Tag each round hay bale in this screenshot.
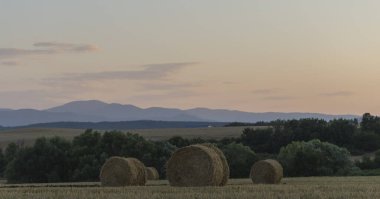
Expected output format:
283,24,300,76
250,159,283,184
100,156,147,186
166,144,226,187
146,167,159,180
200,143,229,186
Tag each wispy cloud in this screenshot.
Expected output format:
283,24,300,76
222,81,237,85
261,95,295,101
0,90,58,109
127,90,197,102
252,88,281,95
48,62,197,82
0,42,98,59
139,82,200,91
33,42,98,52
9,62,199,107
252,88,295,101
0,61,19,66
320,91,354,97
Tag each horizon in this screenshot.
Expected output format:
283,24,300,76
1,1,380,115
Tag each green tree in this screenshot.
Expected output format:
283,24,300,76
278,139,354,177
5,137,72,183
221,143,257,178
0,149,5,177
322,119,357,147
70,129,104,181
4,142,19,164
361,113,380,134
353,131,380,152
168,136,190,148
241,128,274,153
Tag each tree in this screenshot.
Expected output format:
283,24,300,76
5,137,72,183
278,139,354,177
0,149,5,177
4,142,19,164
321,119,357,147
70,129,104,181
168,136,190,148
142,141,176,179
221,143,257,178
361,113,380,134
241,128,274,153
353,131,380,152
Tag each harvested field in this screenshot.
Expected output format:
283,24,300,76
0,177,380,199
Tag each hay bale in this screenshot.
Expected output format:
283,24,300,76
166,144,228,187
250,159,283,184
146,167,159,180
200,143,229,186
100,156,147,186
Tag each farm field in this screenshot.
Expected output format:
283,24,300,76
0,177,379,199
0,126,264,148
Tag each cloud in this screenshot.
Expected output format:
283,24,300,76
139,82,200,91
127,90,197,102
0,90,57,109
0,61,19,66
49,62,197,82
0,42,98,59
252,88,281,95
261,95,295,101
252,88,295,100
320,91,354,97
17,62,198,107
33,42,99,52
222,81,237,85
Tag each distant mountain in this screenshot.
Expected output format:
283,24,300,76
0,109,106,127
0,100,359,127
47,100,203,122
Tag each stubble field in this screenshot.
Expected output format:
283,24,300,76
0,177,379,199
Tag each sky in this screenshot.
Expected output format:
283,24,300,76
1,0,380,115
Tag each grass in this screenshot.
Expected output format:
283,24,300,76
0,126,264,148
0,177,379,199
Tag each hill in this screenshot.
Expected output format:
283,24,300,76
0,100,360,126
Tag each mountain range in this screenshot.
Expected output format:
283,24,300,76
0,100,359,127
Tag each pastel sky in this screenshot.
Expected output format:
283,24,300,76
1,0,380,114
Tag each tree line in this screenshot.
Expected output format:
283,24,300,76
1,113,380,183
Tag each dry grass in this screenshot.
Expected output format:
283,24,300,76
0,177,380,199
